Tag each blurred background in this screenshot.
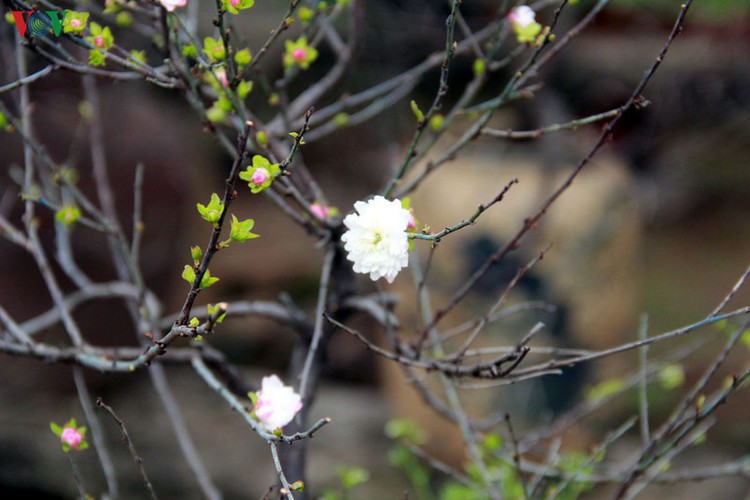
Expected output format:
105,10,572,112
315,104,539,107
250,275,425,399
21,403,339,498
1,0,749,497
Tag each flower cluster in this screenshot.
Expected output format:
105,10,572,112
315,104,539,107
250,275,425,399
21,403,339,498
310,202,339,221
253,375,303,431
508,5,542,44
239,155,280,194
283,37,318,70
50,419,88,452
222,0,254,15
341,196,411,283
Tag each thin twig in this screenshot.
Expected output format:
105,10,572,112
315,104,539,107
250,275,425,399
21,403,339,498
299,246,335,398
73,368,119,499
96,398,158,500
638,314,650,445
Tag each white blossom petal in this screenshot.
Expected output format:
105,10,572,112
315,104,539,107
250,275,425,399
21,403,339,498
341,195,410,283
158,0,187,12
254,375,303,431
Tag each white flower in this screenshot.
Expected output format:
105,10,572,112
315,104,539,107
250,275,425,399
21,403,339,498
341,195,410,283
158,0,187,12
254,375,303,431
508,5,536,28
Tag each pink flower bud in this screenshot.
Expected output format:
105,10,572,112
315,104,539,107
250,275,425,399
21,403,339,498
292,48,307,63
94,35,105,48
251,168,270,186
230,0,241,7
70,19,81,30
406,212,416,231
310,203,329,220
61,427,82,448
215,68,229,88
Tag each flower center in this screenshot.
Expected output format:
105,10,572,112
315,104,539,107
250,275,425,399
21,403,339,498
292,48,307,62
251,167,270,186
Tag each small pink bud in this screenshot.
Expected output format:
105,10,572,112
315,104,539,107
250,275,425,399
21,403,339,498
406,213,416,231
61,427,82,448
94,35,105,48
292,48,307,63
251,167,270,186
70,19,81,30
215,68,229,87
230,0,241,7
310,203,329,220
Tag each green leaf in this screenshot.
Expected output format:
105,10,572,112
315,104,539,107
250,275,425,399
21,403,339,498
248,391,258,406
50,422,62,436
298,6,314,22
290,480,304,491
200,270,219,289
191,246,203,266
182,265,196,285
222,0,254,15
207,303,227,324
441,482,486,500
384,418,426,445
741,331,750,352
235,48,252,68
204,37,226,62
130,50,147,64
189,317,200,327
116,11,133,27
482,432,502,452
196,193,225,225
472,58,485,77
206,104,227,124
337,466,370,489
89,49,106,67
55,206,81,225
237,80,253,99
659,364,685,390
585,378,625,402
229,214,259,242
515,22,542,44
410,100,424,123
182,43,197,59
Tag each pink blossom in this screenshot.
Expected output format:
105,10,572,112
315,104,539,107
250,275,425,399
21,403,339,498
251,168,270,186
94,35,105,48
158,0,188,12
230,0,241,7
70,19,81,30
215,68,229,88
292,48,307,63
61,427,83,449
254,375,303,431
310,203,330,220
508,5,536,28
406,212,416,231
